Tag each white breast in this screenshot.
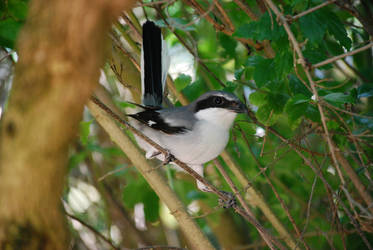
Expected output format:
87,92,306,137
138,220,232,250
132,108,238,166
160,108,237,165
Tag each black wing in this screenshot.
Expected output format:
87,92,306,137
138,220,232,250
128,109,188,135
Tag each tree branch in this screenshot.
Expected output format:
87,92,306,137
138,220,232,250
87,98,215,250
89,96,285,250
66,213,119,250
313,42,373,69
290,0,336,22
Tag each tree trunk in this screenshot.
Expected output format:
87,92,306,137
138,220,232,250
0,0,135,249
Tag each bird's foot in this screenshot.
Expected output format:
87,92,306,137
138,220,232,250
218,191,237,209
162,150,175,165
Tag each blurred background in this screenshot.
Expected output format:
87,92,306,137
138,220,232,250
1,0,373,249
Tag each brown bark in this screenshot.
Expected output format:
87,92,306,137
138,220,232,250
0,0,135,249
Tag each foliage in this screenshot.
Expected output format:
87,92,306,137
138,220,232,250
0,0,29,48
2,0,373,249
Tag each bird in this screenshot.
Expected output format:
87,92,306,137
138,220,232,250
128,21,247,192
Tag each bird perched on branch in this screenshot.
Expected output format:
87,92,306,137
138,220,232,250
129,21,247,192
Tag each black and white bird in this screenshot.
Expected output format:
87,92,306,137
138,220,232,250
129,21,247,191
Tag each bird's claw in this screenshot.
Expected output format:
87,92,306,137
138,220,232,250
162,150,175,165
218,191,237,209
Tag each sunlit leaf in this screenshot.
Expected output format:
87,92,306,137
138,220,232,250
323,92,354,104
249,91,267,106
174,73,192,91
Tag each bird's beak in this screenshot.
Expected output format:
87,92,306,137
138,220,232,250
232,101,248,114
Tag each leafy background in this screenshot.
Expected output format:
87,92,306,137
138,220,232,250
1,0,373,249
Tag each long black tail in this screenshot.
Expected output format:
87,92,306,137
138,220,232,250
142,21,163,108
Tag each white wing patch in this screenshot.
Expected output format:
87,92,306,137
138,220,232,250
148,120,157,126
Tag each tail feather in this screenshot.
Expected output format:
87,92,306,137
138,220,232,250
141,21,167,107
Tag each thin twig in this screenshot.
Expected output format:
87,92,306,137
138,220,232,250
121,12,142,41
138,0,175,7
239,126,309,250
342,186,373,219
298,175,317,248
313,42,373,69
325,104,373,184
247,109,373,250
213,159,288,249
321,99,373,119
185,0,235,35
66,213,119,250
110,34,141,71
98,166,126,182
233,0,259,20
265,0,346,188
135,246,187,250
291,0,336,22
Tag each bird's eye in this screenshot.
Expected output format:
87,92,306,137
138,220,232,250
213,96,223,105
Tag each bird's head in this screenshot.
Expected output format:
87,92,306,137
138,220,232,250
191,91,247,129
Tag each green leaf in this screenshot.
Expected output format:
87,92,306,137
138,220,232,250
323,92,353,104
234,68,244,80
246,56,276,87
174,74,192,91
255,12,284,41
299,12,327,43
8,0,28,20
0,18,23,48
234,23,257,39
234,13,284,41
143,190,160,222
222,81,237,93
238,123,257,135
274,50,293,79
122,179,142,208
122,172,160,222
292,0,307,12
304,105,320,122
186,190,208,200
357,84,373,98
267,93,288,113
327,120,339,130
303,44,331,70
322,10,351,50
249,91,267,106
68,151,87,170
324,39,344,56
288,74,311,97
80,121,92,145
285,94,310,125
256,104,279,126
219,33,237,58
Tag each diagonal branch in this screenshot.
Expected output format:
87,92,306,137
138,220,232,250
87,97,215,250
89,96,284,250
66,213,119,250
290,0,336,22
313,42,373,69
